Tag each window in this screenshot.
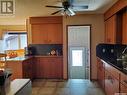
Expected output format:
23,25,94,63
3,32,27,50
72,50,83,66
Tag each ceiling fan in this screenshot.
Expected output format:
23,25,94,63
45,0,88,16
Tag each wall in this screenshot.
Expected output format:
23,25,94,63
63,14,105,79
0,25,26,39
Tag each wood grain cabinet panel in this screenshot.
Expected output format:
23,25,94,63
22,58,33,80
97,59,105,89
6,61,23,80
120,84,127,93
31,24,48,44
105,15,116,44
6,58,34,80
47,24,63,44
35,57,63,79
120,73,127,93
105,70,119,95
27,16,63,44
122,10,127,44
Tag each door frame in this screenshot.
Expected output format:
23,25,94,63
66,24,92,80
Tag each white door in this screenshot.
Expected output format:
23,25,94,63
69,47,87,79
68,25,90,79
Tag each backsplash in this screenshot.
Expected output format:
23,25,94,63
28,44,63,56
96,43,127,62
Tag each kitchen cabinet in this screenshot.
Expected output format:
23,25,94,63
22,58,33,80
6,57,34,80
104,0,127,44
31,23,62,44
104,61,120,95
97,58,105,89
105,70,119,95
35,56,63,79
27,16,63,44
97,58,127,95
105,15,116,44
122,10,127,44
120,73,127,93
6,61,23,80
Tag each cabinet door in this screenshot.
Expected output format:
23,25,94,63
6,61,23,80
35,57,42,78
36,57,63,79
105,70,119,95
122,11,127,44
120,84,127,93
120,72,127,93
40,57,52,78
97,59,105,89
23,59,33,80
47,24,63,44
31,24,62,44
105,15,116,44
31,24,48,44
49,57,63,78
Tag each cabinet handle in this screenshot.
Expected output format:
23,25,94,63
123,80,127,84
108,76,113,84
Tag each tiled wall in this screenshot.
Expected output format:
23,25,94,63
96,44,127,62
28,44,63,56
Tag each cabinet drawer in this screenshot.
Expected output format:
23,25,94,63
120,83,127,93
104,61,120,80
120,73,127,86
105,70,119,95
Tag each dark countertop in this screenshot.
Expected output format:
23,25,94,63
6,55,63,61
100,58,127,74
6,56,33,61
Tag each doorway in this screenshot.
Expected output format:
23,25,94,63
68,25,90,79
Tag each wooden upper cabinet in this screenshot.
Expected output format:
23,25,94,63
31,24,48,44
27,16,63,44
47,24,63,44
122,10,127,44
104,0,127,20
105,15,116,44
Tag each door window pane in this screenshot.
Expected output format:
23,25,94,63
72,50,83,66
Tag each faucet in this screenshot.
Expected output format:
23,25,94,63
122,46,127,54
117,46,127,61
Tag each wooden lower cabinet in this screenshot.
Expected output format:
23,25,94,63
6,58,33,80
97,59,105,89
35,57,63,79
22,58,33,80
120,84,127,93
105,70,119,95
6,61,23,80
120,73,127,94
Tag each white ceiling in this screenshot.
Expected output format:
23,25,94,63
71,0,118,12
0,0,118,25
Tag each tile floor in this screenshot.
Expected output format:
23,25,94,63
32,79,105,95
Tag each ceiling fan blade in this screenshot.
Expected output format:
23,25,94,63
51,10,62,15
67,8,75,16
46,5,64,8
72,5,88,9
